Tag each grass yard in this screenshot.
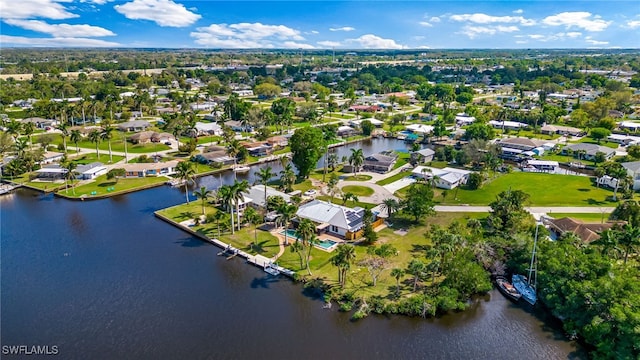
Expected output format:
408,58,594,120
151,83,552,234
71,153,124,164
341,185,374,197
50,134,171,153
547,212,612,223
343,174,373,181
392,152,411,170
571,138,620,149
376,170,412,186
315,195,375,209
433,172,617,206
61,174,167,198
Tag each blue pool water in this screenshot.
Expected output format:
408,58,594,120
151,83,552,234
279,229,300,240
316,239,337,250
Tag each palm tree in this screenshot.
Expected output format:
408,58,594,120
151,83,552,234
6,120,22,140
279,162,296,193
70,129,82,153
101,125,115,163
297,218,316,246
243,206,261,248
277,203,298,246
88,129,101,158
217,185,236,235
327,152,338,172
256,166,275,206
594,229,621,259
60,157,77,195
331,244,356,288
618,224,640,265
327,174,339,203
175,161,196,203
22,122,35,150
348,148,364,176
407,258,426,292
391,268,404,296
231,180,250,231
193,186,212,215
305,235,318,275
322,131,335,182
58,122,69,152
382,198,400,220
341,192,358,206
211,210,227,239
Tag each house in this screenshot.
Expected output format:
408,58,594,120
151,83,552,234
540,124,585,137
489,120,529,131
621,161,640,190
242,185,291,209
337,125,356,137
128,131,155,144
243,142,273,157
190,102,217,111
562,143,616,161
607,134,640,146
405,124,434,135
295,199,377,240
265,136,288,149
121,160,180,178
523,160,559,173
194,122,223,136
362,151,398,173
40,151,65,165
224,120,252,132
545,217,619,243
21,117,57,129
411,148,435,163
232,90,254,97
455,113,476,126
498,138,544,151
618,121,640,132
412,166,472,189
117,120,151,132
35,165,67,180
75,162,108,180
349,118,384,128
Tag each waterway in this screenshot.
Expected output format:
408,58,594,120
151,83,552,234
1,184,586,359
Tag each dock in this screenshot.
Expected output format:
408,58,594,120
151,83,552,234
0,183,21,195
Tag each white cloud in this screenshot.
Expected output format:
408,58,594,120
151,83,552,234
0,34,119,47
419,21,433,27
317,40,342,47
524,32,583,42
79,0,112,4
450,13,535,26
4,19,115,37
413,35,425,41
282,41,314,49
627,20,640,29
586,39,609,45
346,34,404,49
513,9,524,14
542,12,610,31
429,16,441,23
565,32,582,38
459,25,519,39
308,30,319,34
190,22,306,48
114,0,201,27
0,0,78,20
329,26,355,32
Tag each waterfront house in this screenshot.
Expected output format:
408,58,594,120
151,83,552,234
522,160,559,173
405,124,434,135
243,185,291,209
562,143,615,161
362,151,398,173
489,120,529,131
411,166,472,189
40,151,65,165
498,138,544,151
117,120,151,132
75,162,108,180
265,136,288,149
544,217,619,243
242,142,273,157
122,160,179,178
411,148,435,163
295,199,378,240
337,125,356,137
349,118,384,128
35,165,67,180
621,161,640,190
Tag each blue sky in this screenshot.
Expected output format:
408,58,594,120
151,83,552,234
0,1,638,48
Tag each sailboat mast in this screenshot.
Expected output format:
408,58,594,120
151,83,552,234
528,223,539,287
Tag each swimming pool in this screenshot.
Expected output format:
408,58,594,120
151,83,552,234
279,229,300,240
315,239,337,251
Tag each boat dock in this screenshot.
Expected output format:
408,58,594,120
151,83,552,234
0,183,21,195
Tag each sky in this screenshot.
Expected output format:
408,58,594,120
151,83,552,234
0,0,639,49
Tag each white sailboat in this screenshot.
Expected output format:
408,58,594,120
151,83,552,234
512,223,539,305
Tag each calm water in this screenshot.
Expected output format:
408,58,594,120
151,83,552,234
1,139,585,359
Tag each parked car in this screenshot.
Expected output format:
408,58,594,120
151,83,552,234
304,189,317,196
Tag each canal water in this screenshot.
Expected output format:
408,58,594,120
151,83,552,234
1,137,585,359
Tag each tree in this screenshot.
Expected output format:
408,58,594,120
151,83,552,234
193,186,212,215
88,129,101,157
175,161,196,204
232,180,250,231
243,207,261,249
627,144,640,159
590,127,611,144
359,244,397,286
106,168,126,183
464,122,495,141
348,148,365,176
254,83,281,98
360,120,374,136
487,189,530,235
600,162,629,201
341,192,358,206
289,127,325,178
70,129,82,153
60,156,77,195
279,161,296,193
101,125,115,163
391,268,405,296
331,244,356,288
401,184,435,222
22,122,35,150
217,185,236,235
381,198,400,220
617,224,640,265
270,98,295,132
466,172,484,190
406,258,426,292
277,203,298,246
58,122,69,152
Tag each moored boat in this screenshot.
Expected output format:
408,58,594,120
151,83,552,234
232,165,251,173
512,274,537,305
496,276,522,302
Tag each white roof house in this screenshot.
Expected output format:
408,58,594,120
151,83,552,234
194,122,223,136
296,199,365,238
243,185,291,209
489,120,528,130
412,166,472,189
349,118,384,127
618,121,640,131
455,113,476,126
406,124,434,134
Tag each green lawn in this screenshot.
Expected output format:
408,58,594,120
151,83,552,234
376,170,412,186
571,138,620,149
342,185,374,197
547,212,612,223
71,153,124,164
315,195,375,209
48,133,171,153
392,152,410,170
343,174,372,181
61,174,167,198
433,172,618,206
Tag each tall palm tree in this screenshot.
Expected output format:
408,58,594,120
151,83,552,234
341,192,358,206
277,203,298,245
60,157,77,195
88,129,101,158
349,148,364,176
382,198,400,220
58,122,69,152
391,268,404,296
69,129,82,153
256,166,275,206
305,235,318,275
217,185,236,235
231,180,250,231
193,186,212,215
327,152,338,172
175,161,196,204
618,224,640,265
279,162,296,192
6,120,22,140
331,244,356,288
211,210,227,239
243,206,261,248
22,122,35,150
100,125,114,163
